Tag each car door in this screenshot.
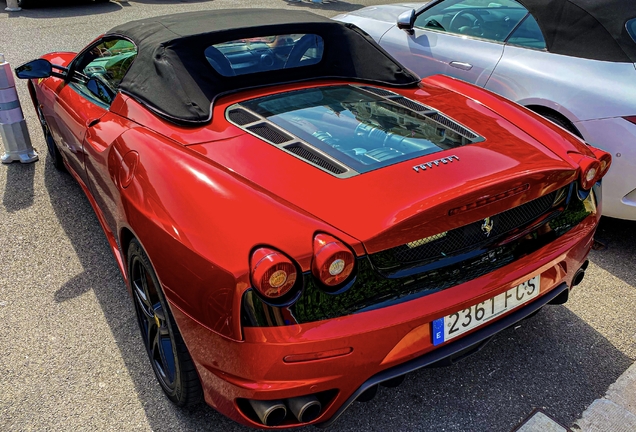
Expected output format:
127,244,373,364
75,38,138,235
51,75,109,184
48,38,136,185
379,0,530,86
482,12,550,99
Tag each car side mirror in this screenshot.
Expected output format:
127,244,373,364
397,9,416,34
15,59,53,79
15,58,68,80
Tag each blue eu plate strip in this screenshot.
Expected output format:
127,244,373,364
432,318,445,346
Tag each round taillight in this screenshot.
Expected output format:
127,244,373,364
585,166,597,182
590,147,612,178
251,248,297,299
578,156,601,190
312,234,355,287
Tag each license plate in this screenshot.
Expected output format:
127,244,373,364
432,275,540,346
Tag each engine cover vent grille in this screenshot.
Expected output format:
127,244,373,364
391,96,430,112
425,112,478,140
359,86,397,97
285,143,346,174
227,108,258,125
246,123,293,145
357,86,478,140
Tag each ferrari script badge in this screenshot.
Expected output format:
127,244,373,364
413,155,460,173
481,217,494,237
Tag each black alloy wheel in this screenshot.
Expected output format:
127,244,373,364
35,103,65,171
128,239,203,407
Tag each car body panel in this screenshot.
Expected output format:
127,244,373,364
106,125,364,340
380,25,505,86
486,45,636,122
111,94,246,146
83,109,134,238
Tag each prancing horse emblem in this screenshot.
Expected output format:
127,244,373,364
481,217,494,237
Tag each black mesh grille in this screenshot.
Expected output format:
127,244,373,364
371,190,558,270
247,124,292,144
425,112,478,139
290,246,518,323
391,96,430,112
228,108,258,125
360,86,396,97
286,144,346,174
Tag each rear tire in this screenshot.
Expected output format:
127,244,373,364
128,239,203,407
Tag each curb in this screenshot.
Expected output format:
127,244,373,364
572,361,636,431
512,361,636,432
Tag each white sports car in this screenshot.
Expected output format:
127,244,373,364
335,0,636,220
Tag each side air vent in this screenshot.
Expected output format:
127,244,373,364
425,112,478,140
391,96,431,112
247,123,293,145
228,108,259,125
285,143,346,174
360,86,397,97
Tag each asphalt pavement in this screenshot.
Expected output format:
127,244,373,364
1,1,636,431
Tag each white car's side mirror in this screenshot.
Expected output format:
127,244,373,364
397,9,416,34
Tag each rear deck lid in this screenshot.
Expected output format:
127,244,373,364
190,84,577,253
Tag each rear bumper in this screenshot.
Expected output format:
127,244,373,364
169,211,597,429
317,281,568,428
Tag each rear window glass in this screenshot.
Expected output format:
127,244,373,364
627,18,636,44
205,34,324,77
507,14,546,50
240,86,482,174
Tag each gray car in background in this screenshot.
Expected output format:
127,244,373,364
335,0,636,220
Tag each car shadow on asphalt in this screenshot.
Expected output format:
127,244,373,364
342,306,633,432
2,162,35,212
43,155,253,431
43,157,634,431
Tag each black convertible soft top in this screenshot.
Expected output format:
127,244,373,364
518,0,636,63
106,9,420,124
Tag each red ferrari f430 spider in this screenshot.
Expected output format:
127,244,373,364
16,9,610,429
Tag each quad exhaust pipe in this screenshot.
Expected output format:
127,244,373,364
288,394,322,423
572,269,585,286
248,399,287,427
572,260,589,287
248,394,323,426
